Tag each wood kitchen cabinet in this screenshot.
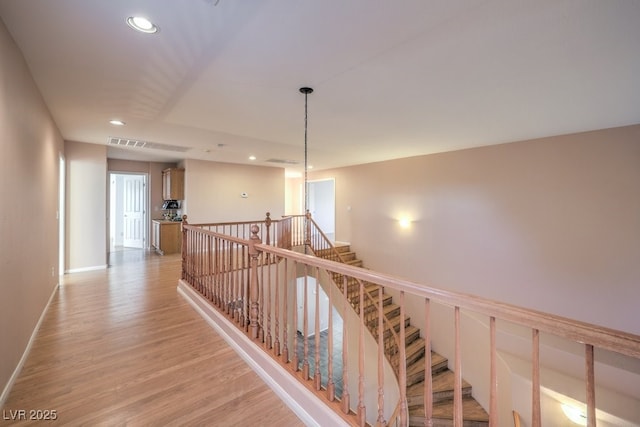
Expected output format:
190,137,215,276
162,168,184,200
152,220,182,255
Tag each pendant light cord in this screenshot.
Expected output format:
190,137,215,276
304,91,309,218
299,87,313,252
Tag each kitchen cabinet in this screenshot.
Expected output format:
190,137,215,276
162,168,184,200
152,220,182,255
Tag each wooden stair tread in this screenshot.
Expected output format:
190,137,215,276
333,244,351,253
407,370,473,408
409,396,490,423
391,336,426,369
400,349,448,388
407,370,472,396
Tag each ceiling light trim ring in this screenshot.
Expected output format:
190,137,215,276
126,16,159,34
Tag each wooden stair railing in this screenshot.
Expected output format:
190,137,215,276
180,214,640,427
182,215,404,425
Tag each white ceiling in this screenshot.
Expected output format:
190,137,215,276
1,0,639,171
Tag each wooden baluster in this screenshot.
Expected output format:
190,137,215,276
282,258,289,363
489,316,497,427
223,240,228,313
197,232,202,293
424,298,433,427
193,230,198,291
248,246,252,330
327,269,335,401
248,225,261,340
229,240,233,312
236,244,241,320
303,267,310,380
199,232,204,294
314,267,321,390
212,237,218,306
260,249,266,340
244,243,249,328
399,291,407,427
532,329,541,427
265,212,272,246
273,254,280,356
377,285,385,425
243,244,249,326
229,241,234,316
342,274,351,414
205,235,211,300
454,306,462,426
233,243,238,319
217,237,223,309
209,236,215,301
292,261,299,371
305,210,311,253
266,252,273,348
586,344,596,427
358,278,366,426
181,216,188,280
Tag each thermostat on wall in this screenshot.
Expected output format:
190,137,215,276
240,192,249,198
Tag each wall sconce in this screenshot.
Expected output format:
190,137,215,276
562,403,587,426
399,217,411,229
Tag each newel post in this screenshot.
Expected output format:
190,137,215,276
265,212,272,246
249,224,262,340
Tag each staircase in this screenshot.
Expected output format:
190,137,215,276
317,243,489,427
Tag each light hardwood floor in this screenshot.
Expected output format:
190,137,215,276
2,250,303,426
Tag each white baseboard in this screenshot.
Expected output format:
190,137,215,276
65,264,108,274
0,283,59,407
177,280,348,427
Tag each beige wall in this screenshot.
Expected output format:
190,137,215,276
0,19,63,401
65,141,107,272
183,159,285,224
309,125,640,424
311,125,640,336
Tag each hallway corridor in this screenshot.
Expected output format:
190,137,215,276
1,251,302,426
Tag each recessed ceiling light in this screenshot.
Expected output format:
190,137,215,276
126,16,159,34
109,119,126,126
249,155,256,161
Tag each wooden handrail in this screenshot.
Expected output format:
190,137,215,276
257,243,640,358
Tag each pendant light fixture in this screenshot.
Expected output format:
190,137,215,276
300,86,313,252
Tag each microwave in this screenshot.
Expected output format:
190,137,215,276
162,200,180,209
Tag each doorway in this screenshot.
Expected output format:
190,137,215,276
59,153,65,275
307,178,336,241
109,173,148,253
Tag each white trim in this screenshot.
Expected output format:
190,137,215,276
0,283,59,407
177,280,349,427
65,264,108,274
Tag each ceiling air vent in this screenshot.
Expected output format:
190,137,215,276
108,137,191,152
265,158,299,165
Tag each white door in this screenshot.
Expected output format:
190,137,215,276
308,179,335,240
296,276,330,336
123,175,146,248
